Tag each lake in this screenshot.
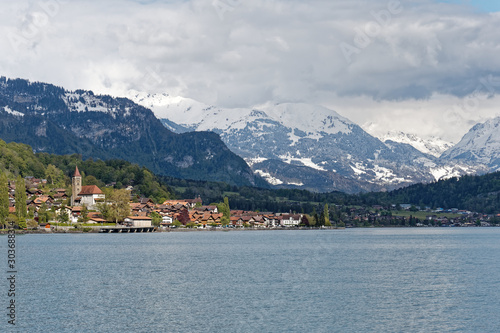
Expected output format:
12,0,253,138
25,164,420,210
3,228,500,332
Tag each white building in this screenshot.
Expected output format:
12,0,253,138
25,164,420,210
124,216,152,227
75,185,105,210
280,214,302,227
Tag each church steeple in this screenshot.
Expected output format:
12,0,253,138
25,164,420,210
71,166,82,206
74,165,81,178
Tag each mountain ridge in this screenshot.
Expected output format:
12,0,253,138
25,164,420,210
131,91,487,193
0,77,266,188
441,116,500,171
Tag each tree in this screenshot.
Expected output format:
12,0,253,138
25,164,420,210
318,206,325,226
27,219,38,230
45,164,65,186
15,175,27,223
217,197,231,219
38,203,51,224
177,209,190,225
97,202,111,221
0,173,9,226
220,215,230,226
312,207,319,227
57,210,69,224
28,206,35,219
150,211,162,227
301,215,310,227
78,205,90,223
324,204,332,227
84,175,103,188
107,189,131,223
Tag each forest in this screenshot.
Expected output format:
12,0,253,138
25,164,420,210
1,138,499,214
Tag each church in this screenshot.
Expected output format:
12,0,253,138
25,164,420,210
71,166,105,210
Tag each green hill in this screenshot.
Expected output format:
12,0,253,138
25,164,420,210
0,139,172,203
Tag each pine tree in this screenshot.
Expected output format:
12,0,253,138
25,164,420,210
312,207,319,227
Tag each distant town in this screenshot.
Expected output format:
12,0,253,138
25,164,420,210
1,166,499,233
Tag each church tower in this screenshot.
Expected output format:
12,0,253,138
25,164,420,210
71,166,82,206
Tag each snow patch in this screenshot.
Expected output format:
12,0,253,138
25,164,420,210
279,154,327,171
254,170,283,185
63,92,117,115
288,129,301,146
350,163,366,175
245,157,268,167
372,165,412,184
3,106,24,117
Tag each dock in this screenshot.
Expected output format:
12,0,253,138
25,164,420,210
99,227,155,233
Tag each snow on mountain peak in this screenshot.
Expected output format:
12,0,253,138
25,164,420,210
128,91,353,136
257,102,353,136
380,131,453,158
441,116,500,168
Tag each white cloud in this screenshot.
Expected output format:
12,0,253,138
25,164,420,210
0,0,499,140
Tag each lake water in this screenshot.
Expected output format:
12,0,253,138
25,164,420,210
3,228,500,332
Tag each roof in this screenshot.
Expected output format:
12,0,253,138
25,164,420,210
163,200,189,206
89,217,107,223
78,185,103,195
126,216,152,220
74,166,81,178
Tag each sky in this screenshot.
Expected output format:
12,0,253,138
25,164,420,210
0,0,499,143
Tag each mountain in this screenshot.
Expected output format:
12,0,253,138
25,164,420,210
379,131,453,158
441,116,500,172
0,77,266,187
130,92,484,193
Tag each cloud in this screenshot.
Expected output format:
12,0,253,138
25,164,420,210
0,0,499,141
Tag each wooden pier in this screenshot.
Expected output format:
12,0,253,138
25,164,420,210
99,227,155,233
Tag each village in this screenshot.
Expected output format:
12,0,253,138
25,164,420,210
2,167,500,232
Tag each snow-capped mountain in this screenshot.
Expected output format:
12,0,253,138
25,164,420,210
379,131,453,158
441,117,500,172
129,91,486,193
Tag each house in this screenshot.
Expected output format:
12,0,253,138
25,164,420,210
161,214,173,225
185,196,203,208
279,214,302,227
138,197,155,205
39,223,52,230
193,205,218,213
33,195,53,206
124,216,152,227
163,200,190,206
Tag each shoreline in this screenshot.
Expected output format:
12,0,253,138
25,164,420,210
2,225,499,234
0,227,344,234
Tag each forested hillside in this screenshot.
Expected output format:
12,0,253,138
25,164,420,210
0,139,172,203
362,173,500,214
1,138,499,214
